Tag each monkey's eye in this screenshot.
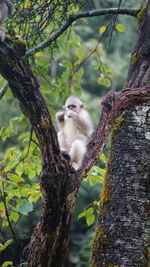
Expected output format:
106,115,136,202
67,105,77,109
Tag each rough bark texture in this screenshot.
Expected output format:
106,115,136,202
0,40,76,267
91,105,150,267
91,2,150,267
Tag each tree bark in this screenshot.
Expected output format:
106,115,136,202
0,40,76,266
91,2,150,267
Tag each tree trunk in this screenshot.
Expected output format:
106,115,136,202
91,2,150,267
0,40,77,267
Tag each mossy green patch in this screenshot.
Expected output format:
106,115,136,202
112,117,125,133
137,4,147,25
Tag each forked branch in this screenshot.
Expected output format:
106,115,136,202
78,86,150,180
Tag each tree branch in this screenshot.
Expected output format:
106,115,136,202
26,8,138,57
0,82,8,99
77,86,150,180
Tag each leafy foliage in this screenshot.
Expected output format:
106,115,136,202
0,114,41,234
78,153,106,226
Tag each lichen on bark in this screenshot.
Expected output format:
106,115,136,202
91,105,150,267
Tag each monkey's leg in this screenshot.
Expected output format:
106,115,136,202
69,140,86,170
57,131,68,151
57,131,71,161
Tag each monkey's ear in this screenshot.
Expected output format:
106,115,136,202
80,104,84,109
63,105,66,109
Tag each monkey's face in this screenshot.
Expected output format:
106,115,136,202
66,104,77,111
65,103,84,113
64,96,84,114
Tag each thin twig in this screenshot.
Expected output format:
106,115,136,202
0,228,6,242
0,182,20,245
74,21,112,73
109,0,123,46
0,82,8,100
26,8,138,57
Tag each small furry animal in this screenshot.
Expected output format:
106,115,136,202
0,0,13,41
56,95,93,170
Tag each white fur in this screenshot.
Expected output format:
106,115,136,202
56,96,93,170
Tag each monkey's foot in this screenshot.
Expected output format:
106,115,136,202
72,162,79,170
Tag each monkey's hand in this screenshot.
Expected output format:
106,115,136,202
67,110,77,119
56,111,65,123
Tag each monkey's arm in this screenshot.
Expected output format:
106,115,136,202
55,111,65,129
67,110,93,136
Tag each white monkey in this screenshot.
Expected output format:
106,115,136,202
0,0,13,41
56,95,93,170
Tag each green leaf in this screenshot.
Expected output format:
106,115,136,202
106,67,112,73
17,200,33,215
28,192,41,202
76,48,84,60
78,207,95,226
88,174,104,185
15,162,24,176
0,127,16,141
24,161,36,179
100,65,106,73
97,74,111,88
4,161,17,172
100,153,106,162
116,24,126,32
7,173,24,184
2,218,9,227
10,211,19,222
97,74,105,84
0,240,13,252
19,132,31,142
85,207,93,215
99,26,106,34
36,165,42,175
9,115,24,128
103,78,111,88
78,207,93,219
86,214,95,226
93,166,106,176
78,210,87,219
2,261,13,267
28,169,36,179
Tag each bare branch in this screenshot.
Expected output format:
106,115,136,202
26,8,138,57
0,179,19,245
0,82,8,100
